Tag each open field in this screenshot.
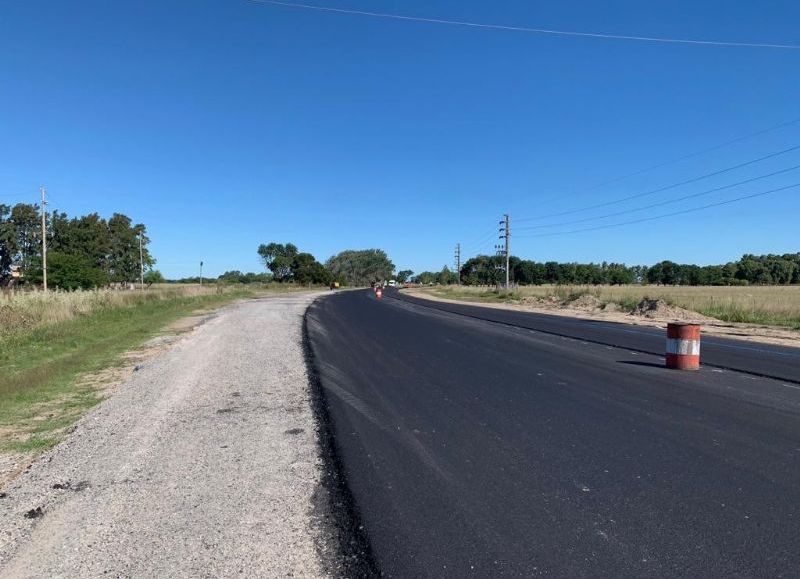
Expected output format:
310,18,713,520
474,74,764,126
416,284,800,330
0,284,320,457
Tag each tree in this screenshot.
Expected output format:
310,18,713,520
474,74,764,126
460,254,504,285
9,203,42,275
326,249,395,286
47,252,109,290
218,270,273,284
413,271,438,285
51,212,111,271
396,269,414,283
0,204,13,282
257,242,299,282
437,265,458,285
291,252,331,285
143,270,165,285
107,214,153,284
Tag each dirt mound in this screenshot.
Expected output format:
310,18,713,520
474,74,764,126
568,294,603,310
631,298,709,322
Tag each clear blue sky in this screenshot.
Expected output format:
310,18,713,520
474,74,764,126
1,0,798,278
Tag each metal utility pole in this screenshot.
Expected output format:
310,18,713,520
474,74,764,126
499,214,510,289
139,232,145,290
454,243,461,285
200,261,204,286
40,186,47,292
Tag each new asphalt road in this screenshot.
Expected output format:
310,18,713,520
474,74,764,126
306,289,800,578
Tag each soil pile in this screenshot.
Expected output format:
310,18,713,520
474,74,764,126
631,298,709,322
568,294,603,310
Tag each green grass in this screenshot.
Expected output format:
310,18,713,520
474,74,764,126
0,288,257,453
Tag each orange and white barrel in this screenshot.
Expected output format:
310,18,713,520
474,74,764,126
376,288,382,299
665,323,700,370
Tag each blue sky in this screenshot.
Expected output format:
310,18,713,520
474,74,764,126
1,0,798,278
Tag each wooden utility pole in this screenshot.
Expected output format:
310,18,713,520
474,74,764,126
40,186,47,291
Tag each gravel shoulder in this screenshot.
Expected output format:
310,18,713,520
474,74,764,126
0,291,331,578
404,289,800,349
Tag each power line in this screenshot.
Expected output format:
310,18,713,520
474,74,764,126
515,182,800,238
462,227,498,254
515,163,800,230
585,117,800,191
248,0,800,50
516,143,800,222
0,193,34,199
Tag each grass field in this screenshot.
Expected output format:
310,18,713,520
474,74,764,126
0,284,314,454
415,285,800,330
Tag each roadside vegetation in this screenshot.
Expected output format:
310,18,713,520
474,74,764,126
0,284,312,454
413,252,800,287
415,284,800,330
257,241,396,286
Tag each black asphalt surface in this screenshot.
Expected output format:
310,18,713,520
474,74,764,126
306,289,800,578
390,290,800,385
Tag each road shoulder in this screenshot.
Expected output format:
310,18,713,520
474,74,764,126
0,291,333,578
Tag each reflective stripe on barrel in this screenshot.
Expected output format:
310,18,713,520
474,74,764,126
665,323,700,370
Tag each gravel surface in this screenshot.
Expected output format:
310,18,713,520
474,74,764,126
0,292,331,578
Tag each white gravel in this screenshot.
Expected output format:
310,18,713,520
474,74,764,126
0,292,330,578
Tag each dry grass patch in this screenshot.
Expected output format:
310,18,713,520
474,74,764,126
419,285,800,330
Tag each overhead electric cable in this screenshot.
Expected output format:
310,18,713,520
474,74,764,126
515,144,800,222
586,117,800,191
515,163,800,230
248,0,800,50
514,182,800,238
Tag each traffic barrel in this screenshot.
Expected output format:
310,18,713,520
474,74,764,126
376,288,382,299
665,323,700,370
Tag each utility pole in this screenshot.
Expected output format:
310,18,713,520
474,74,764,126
454,243,461,285
40,186,47,292
499,214,510,290
200,261,203,286
139,232,144,290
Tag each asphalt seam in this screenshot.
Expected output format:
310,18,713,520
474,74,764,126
386,292,800,386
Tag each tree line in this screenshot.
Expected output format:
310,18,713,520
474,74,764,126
1,203,154,290
257,242,395,286
448,253,800,286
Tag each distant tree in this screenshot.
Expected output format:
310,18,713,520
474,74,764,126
437,265,458,285
413,271,438,285
460,254,504,285
107,214,153,284
217,270,274,284
291,252,331,285
396,269,414,283
326,249,395,286
143,270,165,285
257,242,299,282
